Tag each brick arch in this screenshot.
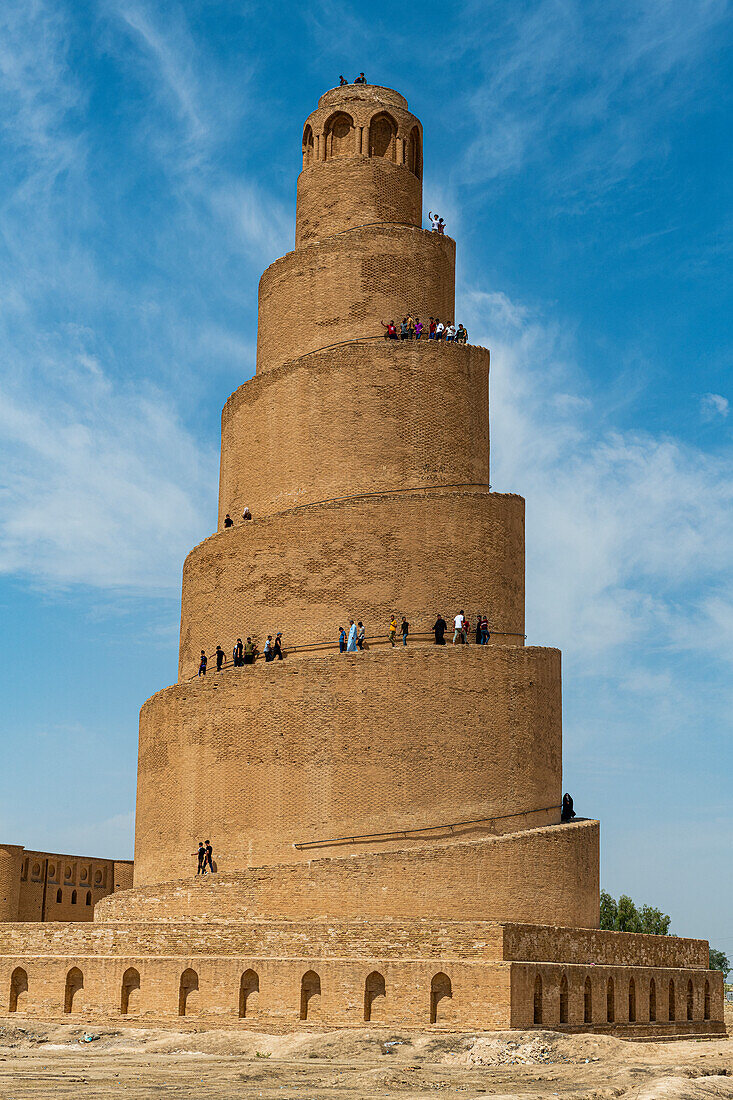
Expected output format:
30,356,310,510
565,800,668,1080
369,112,397,160
299,970,321,1020
121,967,140,1015
64,967,83,1014
704,979,710,1021
668,978,676,1021
606,976,615,1023
628,976,636,1022
533,973,543,1024
430,971,452,1024
649,977,657,1022
407,125,421,177
178,968,199,1017
686,978,694,1021
302,124,314,168
9,967,28,1013
559,972,569,1023
584,975,592,1023
324,112,355,158
363,970,385,1022
239,968,260,1019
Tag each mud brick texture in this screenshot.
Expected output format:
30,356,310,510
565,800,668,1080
0,846,132,923
219,342,490,521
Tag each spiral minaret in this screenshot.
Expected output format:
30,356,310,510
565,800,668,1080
132,83,597,923
0,83,723,1037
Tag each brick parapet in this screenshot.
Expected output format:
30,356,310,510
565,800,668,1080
180,490,523,676
256,226,455,373
219,342,489,522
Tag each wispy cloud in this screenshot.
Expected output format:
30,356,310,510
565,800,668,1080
700,392,729,420
461,0,731,193
465,287,733,669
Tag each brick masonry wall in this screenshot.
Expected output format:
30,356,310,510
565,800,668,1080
137,647,560,885
122,819,597,928
219,342,490,522
510,962,724,1033
256,227,456,373
295,158,422,245
501,923,710,969
0,847,133,923
180,491,524,676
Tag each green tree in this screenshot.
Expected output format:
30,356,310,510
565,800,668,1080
637,905,671,936
709,948,730,976
600,891,671,935
599,890,618,931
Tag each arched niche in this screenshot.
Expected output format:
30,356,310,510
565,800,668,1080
9,967,28,1013
302,124,314,169
325,112,355,158
369,112,397,160
407,125,422,177
363,970,385,1022
299,969,321,1020
64,967,83,1014
430,972,452,1025
121,967,140,1015
239,969,260,1018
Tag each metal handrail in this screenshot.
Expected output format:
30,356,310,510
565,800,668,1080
293,804,558,850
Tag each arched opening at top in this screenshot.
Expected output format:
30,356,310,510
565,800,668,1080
559,972,569,1024
687,978,694,1021
628,977,636,1022
364,970,386,1023
325,112,355,158
121,967,140,1015
533,973,543,1025
9,967,28,1014
584,976,593,1023
239,969,260,1019
704,980,711,1021
64,967,83,1014
302,124,314,169
178,968,199,1017
606,977,615,1023
407,125,422,178
300,969,321,1020
668,979,676,1021
369,112,397,160
430,971,452,1025
649,978,657,1022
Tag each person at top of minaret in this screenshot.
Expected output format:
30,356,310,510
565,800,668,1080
561,793,576,822
381,319,398,340
354,72,367,84
339,75,348,85
224,513,233,527
435,319,444,340
445,323,456,342
400,318,409,339
456,323,467,344
415,318,423,340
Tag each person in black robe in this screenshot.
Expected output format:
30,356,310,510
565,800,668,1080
561,793,576,822
433,615,447,644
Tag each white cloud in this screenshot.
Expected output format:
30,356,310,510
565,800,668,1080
700,392,729,420
0,348,215,592
464,289,733,668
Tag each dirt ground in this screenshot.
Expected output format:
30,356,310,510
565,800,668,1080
0,1009,730,1100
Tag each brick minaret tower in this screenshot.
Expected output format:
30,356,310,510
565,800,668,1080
133,83,591,909
0,84,723,1034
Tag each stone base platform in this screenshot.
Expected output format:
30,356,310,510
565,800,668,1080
0,915,724,1034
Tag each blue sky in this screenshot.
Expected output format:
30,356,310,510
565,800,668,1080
0,0,731,950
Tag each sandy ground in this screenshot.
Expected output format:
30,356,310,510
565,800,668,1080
0,1010,730,1100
